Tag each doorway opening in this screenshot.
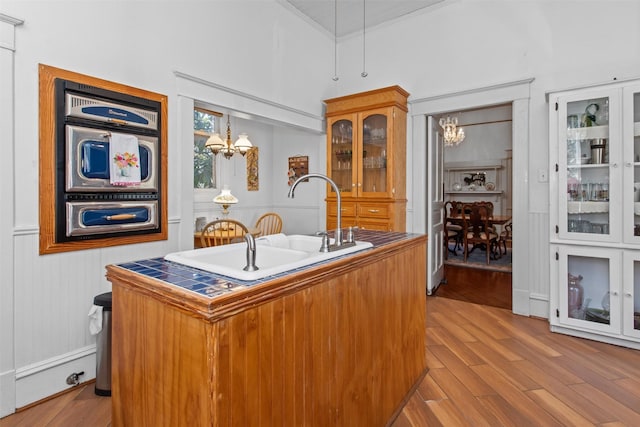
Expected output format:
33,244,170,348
413,78,532,315
437,104,513,309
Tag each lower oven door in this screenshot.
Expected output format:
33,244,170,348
66,201,158,237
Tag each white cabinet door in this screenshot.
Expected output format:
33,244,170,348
622,84,640,245
553,88,621,243
622,251,640,339
556,245,622,335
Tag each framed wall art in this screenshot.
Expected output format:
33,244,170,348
288,155,309,186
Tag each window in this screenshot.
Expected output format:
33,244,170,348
194,108,218,189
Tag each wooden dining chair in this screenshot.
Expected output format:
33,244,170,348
200,219,249,247
444,200,463,257
254,212,283,236
499,221,513,255
461,203,499,265
473,200,497,234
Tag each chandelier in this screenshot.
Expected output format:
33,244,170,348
205,115,253,160
439,116,465,146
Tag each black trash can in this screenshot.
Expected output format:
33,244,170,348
93,292,112,396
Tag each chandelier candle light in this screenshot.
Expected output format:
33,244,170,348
205,115,253,159
439,116,465,146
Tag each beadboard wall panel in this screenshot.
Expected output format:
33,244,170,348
11,221,180,407
529,212,551,318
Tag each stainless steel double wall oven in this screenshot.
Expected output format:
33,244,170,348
54,78,163,242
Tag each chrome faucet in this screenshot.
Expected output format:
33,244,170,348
288,173,344,247
242,233,259,272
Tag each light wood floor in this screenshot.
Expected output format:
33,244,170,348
2,296,640,426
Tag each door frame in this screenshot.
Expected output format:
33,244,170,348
409,78,533,316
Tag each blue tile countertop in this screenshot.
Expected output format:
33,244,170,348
116,230,421,299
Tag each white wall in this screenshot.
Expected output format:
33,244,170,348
3,0,640,414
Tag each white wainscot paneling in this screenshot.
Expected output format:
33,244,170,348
529,212,550,318
12,226,179,407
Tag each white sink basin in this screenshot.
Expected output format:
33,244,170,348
164,234,373,281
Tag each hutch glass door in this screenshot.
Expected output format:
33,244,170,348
360,113,388,194
330,118,354,195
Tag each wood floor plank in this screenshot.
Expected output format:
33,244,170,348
416,372,448,402
511,359,612,424
525,388,595,426
429,311,478,343
476,394,541,427
426,398,475,426
395,390,444,427
569,382,640,425
613,377,640,399
507,342,584,385
457,322,523,362
552,352,626,385
464,340,541,391
536,329,602,355
427,326,486,367
581,348,640,381
429,345,495,395
424,345,446,369
428,367,502,425
470,364,564,426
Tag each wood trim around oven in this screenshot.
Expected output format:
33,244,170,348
38,64,169,254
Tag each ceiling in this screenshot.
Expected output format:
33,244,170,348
281,0,445,38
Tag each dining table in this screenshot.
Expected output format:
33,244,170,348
446,214,512,227
193,226,262,248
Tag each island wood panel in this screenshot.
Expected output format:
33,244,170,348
112,285,214,426
109,237,427,426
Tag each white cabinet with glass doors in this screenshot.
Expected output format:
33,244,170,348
549,79,640,348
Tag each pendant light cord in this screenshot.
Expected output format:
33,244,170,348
332,0,339,81
361,0,368,78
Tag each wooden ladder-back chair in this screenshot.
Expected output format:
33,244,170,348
200,219,249,247
254,212,283,236
461,203,499,265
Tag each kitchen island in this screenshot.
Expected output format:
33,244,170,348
106,230,427,426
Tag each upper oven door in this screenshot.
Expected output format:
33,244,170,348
65,125,158,192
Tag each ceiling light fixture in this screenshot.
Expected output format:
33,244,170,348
205,115,253,160
439,116,465,146
361,0,368,78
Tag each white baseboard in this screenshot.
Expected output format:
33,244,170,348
15,345,96,409
0,369,16,418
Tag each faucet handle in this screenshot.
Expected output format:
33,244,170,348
315,231,331,253
346,226,358,243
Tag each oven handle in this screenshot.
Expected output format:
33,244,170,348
105,213,137,221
